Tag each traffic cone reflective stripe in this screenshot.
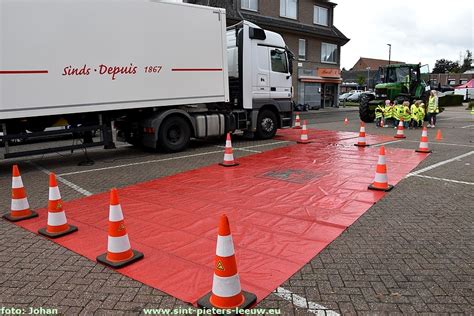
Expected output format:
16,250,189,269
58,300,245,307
3,165,38,222
219,133,239,167
293,113,301,129
394,119,406,138
297,120,310,144
344,117,349,125
416,127,432,153
96,189,143,268
38,173,77,238
198,215,256,311
368,146,394,192
354,122,368,147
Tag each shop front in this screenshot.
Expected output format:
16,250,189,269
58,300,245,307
297,68,342,109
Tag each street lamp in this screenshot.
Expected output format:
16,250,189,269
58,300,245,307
366,67,370,91
387,43,391,65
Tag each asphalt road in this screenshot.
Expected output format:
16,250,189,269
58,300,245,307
0,106,472,315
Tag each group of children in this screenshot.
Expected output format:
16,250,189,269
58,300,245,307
375,99,426,129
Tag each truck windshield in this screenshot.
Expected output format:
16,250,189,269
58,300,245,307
271,49,288,73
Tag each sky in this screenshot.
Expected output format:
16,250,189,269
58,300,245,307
334,0,474,70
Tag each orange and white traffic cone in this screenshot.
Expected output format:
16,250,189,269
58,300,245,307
2,165,38,222
354,122,369,147
197,214,257,311
344,117,349,125
416,126,432,153
293,112,301,129
96,188,143,269
38,173,77,238
297,120,310,144
219,133,239,167
394,119,406,139
368,146,394,192
436,129,443,141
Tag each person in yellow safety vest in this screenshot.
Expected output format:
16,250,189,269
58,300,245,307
401,101,411,128
418,103,426,127
410,100,421,129
392,101,401,128
375,104,384,127
383,100,392,128
427,90,439,128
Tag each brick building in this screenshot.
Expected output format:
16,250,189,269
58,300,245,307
350,57,405,71
428,73,474,87
187,0,349,108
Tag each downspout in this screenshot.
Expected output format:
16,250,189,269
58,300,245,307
235,0,244,21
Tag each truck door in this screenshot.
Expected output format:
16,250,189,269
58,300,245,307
269,48,291,100
252,45,270,99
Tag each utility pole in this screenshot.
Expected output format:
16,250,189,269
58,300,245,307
366,67,370,91
387,43,391,65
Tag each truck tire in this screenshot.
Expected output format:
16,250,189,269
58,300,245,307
359,95,375,123
158,116,191,152
256,109,278,139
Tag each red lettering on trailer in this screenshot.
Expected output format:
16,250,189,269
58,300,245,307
62,65,91,76
171,68,222,71
0,70,48,74
99,63,138,80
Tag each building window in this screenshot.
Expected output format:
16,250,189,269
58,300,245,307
321,43,337,63
271,49,288,73
280,0,297,19
447,79,456,85
298,39,306,60
460,79,468,84
241,0,258,11
314,6,328,26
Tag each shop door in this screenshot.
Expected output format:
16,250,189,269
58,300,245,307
304,83,321,109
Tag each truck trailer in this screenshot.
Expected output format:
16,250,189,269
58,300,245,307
0,0,293,158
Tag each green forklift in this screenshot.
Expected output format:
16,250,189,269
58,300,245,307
360,63,433,122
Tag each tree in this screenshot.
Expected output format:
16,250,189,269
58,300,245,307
356,75,366,87
432,59,460,74
460,50,473,73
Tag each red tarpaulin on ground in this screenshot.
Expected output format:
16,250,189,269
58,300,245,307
15,129,427,304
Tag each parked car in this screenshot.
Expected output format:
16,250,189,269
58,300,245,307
347,92,363,102
338,92,352,103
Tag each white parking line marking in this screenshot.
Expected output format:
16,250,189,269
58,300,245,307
413,174,474,185
242,140,291,149
407,151,474,177
460,124,474,129
215,146,261,153
372,140,404,147
404,140,474,148
28,161,92,196
55,140,290,177
56,150,223,176
274,287,340,316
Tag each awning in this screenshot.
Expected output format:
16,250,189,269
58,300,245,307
299,75,342,84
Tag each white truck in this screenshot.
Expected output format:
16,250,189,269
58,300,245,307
0,0,293,158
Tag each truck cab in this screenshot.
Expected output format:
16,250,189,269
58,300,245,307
227,21,293,139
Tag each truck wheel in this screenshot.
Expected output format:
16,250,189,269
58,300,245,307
359,95,375,123
158,116,191,152
256,109,278,139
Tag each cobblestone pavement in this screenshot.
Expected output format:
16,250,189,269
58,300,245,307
1,106,473,315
